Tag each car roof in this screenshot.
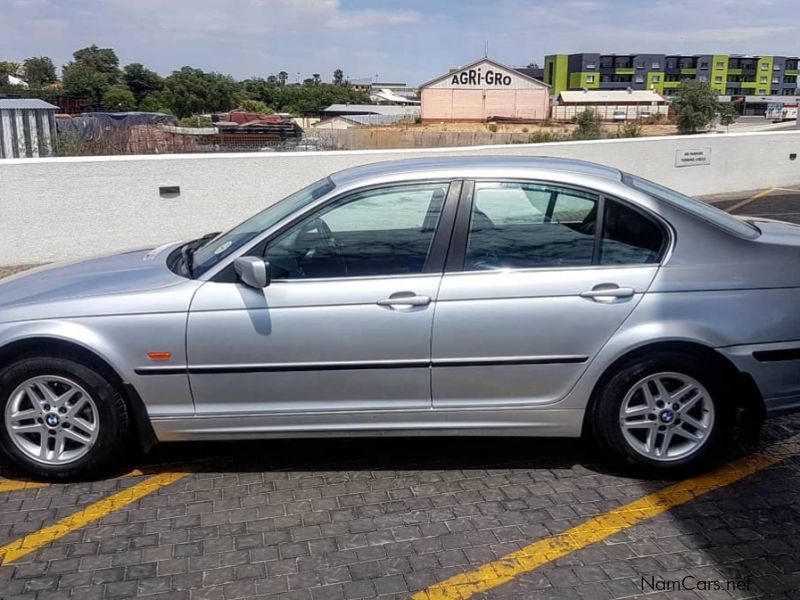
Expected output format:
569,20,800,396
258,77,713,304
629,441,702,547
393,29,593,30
328,156,623,187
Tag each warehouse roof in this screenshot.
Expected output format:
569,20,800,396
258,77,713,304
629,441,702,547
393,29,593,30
323,104,420,116
0,98,59,110
559,90,667,104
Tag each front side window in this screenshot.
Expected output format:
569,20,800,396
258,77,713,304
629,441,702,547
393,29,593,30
464,182,598,270
191,177,336,276
265,183,448,279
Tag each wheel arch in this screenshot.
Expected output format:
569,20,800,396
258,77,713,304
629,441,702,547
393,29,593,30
0,336,157,452
581,340,765,444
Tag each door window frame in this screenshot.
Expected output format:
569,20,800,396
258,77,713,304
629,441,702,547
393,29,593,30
210,179,463,283
445,178,671,274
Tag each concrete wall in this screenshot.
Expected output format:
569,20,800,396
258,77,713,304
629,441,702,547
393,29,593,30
2,130,800,266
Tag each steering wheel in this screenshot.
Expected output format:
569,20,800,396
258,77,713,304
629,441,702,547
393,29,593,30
296,218,348,277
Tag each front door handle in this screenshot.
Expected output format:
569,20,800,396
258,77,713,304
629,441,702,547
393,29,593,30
377,292,432,308
579,284,635,303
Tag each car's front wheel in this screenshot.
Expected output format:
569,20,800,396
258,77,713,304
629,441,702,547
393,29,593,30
592,351,732,473
0,356,130,480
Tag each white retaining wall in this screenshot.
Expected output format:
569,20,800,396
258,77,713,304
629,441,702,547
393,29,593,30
1,130,800,265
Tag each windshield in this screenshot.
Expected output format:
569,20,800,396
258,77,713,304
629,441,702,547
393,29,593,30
191,177,336,276
624,174,760,239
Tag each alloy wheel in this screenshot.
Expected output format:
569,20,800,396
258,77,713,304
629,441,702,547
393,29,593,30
619,372,715,462
4,375,100,465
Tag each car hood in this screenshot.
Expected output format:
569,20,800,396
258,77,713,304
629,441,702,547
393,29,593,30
0,243,196,319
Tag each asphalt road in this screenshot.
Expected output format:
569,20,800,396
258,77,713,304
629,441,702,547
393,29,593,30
1,187,800,600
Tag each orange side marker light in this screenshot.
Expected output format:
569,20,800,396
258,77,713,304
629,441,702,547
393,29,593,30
147,352,173,361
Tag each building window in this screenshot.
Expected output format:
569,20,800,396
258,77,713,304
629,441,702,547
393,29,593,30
636,62,645,69
758,89,766,95
635,75,644,83
715,76,723,83
586,63,596,70
667,61,676,69
716,62,724,69
651,62,661,69
586,75,595,83
761,63,769,70
773,77,781,84
698,75,708,82
760,76,768,83
699,61,709,69
652,75,660,83
774,64,782,71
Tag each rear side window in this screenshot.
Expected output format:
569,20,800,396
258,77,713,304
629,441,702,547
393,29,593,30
465,182,598,270
600,200,664,265
463,181,665,271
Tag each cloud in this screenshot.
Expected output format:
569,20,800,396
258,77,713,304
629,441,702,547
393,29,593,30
1,0,799,86
96,0,420,37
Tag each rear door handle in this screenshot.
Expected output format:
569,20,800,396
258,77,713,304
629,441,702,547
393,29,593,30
377,292,432,308
579,285,635,303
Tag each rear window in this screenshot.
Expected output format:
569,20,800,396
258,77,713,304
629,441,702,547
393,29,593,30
623,174,759,239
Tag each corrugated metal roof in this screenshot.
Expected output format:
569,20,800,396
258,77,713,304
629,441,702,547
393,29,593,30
0,98,59,110
323,104,420,116
559,90,667,103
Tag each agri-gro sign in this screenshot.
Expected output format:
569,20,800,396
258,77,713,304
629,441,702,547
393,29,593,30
450,67,513,87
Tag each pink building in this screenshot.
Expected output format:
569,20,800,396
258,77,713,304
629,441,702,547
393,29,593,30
420,58,551,122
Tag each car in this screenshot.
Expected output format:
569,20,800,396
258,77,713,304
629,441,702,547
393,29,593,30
0,156,796,479
612,110,627,122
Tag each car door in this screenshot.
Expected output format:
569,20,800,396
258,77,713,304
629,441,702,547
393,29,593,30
187,180,459,415
432,180,667,408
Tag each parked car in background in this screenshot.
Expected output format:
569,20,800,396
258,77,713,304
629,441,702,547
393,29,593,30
613,110,627,122
1,156,797,480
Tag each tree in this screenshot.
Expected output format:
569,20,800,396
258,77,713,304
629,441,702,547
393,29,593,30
575,109,601,137
162,67,239,118
673,80,720,134
71,44,120,78
278,71,288,86
312,73,321,86
22,56,57,87
718,102,737,131
238,99,271,114
333,68,344,85
102,85,137,111
62,63,112,108
62,44,122,107
123,63,163,104
138,93,169,113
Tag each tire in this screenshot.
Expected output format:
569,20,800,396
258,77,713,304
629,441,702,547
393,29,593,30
591,351,734,475
0,356,130,480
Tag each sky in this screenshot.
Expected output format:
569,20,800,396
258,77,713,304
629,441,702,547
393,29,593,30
1,0,799,85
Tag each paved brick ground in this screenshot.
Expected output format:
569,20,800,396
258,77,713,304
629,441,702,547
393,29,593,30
2,189,800,599
1,418,799,600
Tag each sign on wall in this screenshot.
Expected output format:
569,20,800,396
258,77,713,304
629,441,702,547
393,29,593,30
675,148,711,167
422,59,548,91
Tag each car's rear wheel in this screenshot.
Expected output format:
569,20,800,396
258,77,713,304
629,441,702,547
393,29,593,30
0,356,130,480
592,351,733,473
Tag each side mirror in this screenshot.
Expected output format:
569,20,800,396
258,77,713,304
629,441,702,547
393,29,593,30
234,257,270,288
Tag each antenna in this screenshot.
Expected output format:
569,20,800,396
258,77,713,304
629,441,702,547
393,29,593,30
484,41,488,58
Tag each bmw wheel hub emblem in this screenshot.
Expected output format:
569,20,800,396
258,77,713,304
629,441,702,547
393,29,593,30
46,414,59,427
659,410,674,424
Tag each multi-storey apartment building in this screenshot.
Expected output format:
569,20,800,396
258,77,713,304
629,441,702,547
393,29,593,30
544,53,800,97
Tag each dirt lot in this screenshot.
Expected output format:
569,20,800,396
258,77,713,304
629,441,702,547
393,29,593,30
368,121,679,137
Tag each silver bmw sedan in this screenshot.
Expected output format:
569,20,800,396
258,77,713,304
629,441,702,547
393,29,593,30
0,156,796,479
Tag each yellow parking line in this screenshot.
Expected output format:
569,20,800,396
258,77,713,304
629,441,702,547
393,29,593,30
0,471,188,566
413,435,799,600
0,479,49,494
725,187,775,213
